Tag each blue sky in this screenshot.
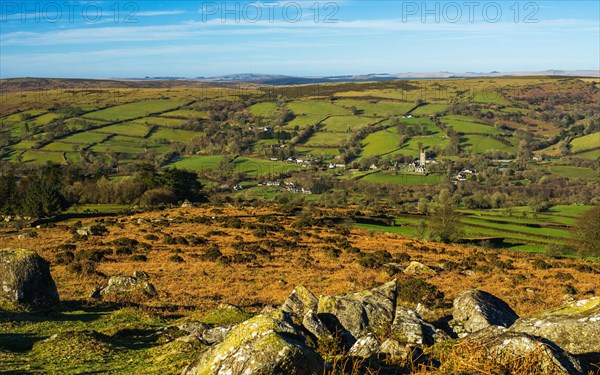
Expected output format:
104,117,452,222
1,1,599,78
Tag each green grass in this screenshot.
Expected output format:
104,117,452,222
22,150,65,164
442,115,500,134
334,100,414,117
137,117,187,128
411,104,448,115
161,109,207,119
249,102,278,117
284,115,326,130
61,131,110,144
96,123,151,138
361,128,401,157
304,132,351,147
167,155,225,170
359,171,442,185
66,204,130,213
42,142,81,152
550,166,598,179
288,100,351,116
321,116,375,132
461,134,516,153
574,148,600,160
0,306,203,374
85,100,186,121
149,128,203,143
1,109,46,124
570,132,599,152
296,147,341,158
11,140,38,150
167,156,301,176
27,113,61,126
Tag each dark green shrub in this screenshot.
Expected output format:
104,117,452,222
75,249,105,262
130,254,148,262
201,245,223,262
532,259,552,270
169,255,185,263
397,278,444,308
144,234,159,241
67,260,97,275
55,251,75,265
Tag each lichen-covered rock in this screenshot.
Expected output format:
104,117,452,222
465,330,585,375
98,273,157,299
317,280,397,340
391,306,435,345
403,261,436,275
0,248,59,309
348,333,380,359
380,339,423,363
280,285,318,318
302,309,333,340
450,290,519,336
179,321,210,337
183,315,324,375
201,325,234,345
509,296,600,356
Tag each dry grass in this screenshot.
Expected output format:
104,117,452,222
1,205,599,318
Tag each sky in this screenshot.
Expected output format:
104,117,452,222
0,0,599,78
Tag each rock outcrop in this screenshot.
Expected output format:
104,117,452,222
280,285,318,318
0,248,59,309
509,297,600,356
450,289,519,336
317,280,397,340
465,328,586,375
183,315,324,375
93,272,157,300
391,306,436,345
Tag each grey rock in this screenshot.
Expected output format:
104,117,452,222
380,339,423,362
450,290,519,336
201,325,234,345
348,333,380,359
0,248,59,309
281,285,318,318
179,321,210,337
317,280,397,340
465,330,585,375
302,309,333,340
403,261,436,275
509,296,600,356
76,227,92,236
391,307,431,345
183,315,324,375
98,275,157,298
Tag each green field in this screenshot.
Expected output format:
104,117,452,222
334,100,414,117
359,171,442,185
138,117,186,128
250,102,278,117
550,166,598,179
321,116,375,132
570,132,599,152
461,134,516,153
296,147,341,158
284,115,326,130
304,131,351,147
11,140,38,150
361,128,401,157
160,109,207,119
149,128,203,143
411,104,448,115
85,100,185,121
442,115,500,134
42,142,81,152
167,156,301,176
288,100,350,116
61,131,110,144
22,150,64,164
573,148,600,160
96,123,151,137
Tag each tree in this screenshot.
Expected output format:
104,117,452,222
572,206,600,258
21,179,67,218
160,168,204,202
0,172,18,215
427,193,463,243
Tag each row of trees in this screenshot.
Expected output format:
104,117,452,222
0,163,205,218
